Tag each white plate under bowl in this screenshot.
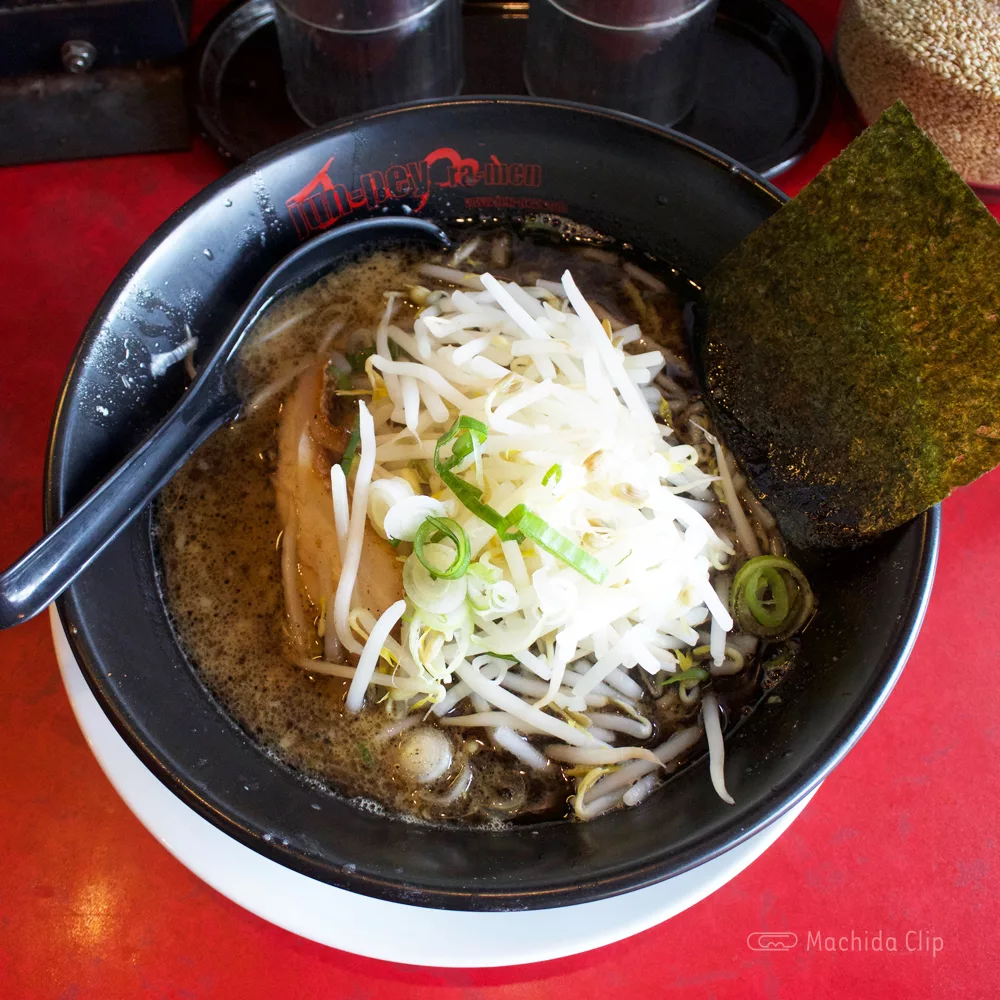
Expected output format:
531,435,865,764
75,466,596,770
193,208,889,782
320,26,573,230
52,607,816,967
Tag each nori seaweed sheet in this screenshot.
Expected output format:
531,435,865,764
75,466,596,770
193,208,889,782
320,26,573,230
700,101,1000,549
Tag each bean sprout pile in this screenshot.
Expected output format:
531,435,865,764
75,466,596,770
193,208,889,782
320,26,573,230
294,243,815,819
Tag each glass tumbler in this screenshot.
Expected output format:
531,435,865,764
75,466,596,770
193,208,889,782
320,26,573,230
523,0,719,127
274,0,464,127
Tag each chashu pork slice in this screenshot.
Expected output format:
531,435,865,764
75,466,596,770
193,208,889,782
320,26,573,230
274,365,403,653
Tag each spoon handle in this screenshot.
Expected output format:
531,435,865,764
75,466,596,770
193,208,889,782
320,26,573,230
2,216,452,630
0,392,238,629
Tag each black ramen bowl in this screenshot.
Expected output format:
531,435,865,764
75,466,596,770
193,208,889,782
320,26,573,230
47,98,939,911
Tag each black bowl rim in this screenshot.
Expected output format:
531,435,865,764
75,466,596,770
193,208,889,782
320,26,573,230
45,96,941,910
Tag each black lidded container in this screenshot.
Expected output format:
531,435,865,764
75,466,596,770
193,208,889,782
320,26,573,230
46,98,938,911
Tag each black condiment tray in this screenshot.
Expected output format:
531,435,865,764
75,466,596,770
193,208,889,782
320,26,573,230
190,0,833,177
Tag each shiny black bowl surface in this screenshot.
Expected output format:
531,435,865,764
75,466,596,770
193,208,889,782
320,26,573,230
47,97,938,911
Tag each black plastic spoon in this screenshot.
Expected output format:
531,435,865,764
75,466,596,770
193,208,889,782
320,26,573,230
0,216,451,629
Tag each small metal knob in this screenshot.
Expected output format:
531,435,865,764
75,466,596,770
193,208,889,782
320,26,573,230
61,40,97,74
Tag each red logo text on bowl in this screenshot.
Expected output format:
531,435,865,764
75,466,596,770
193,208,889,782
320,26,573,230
286,149,543,240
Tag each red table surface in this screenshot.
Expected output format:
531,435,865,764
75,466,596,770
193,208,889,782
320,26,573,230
2,2,999,997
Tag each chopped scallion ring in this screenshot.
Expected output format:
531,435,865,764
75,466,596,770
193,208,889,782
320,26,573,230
730,555,815,640
413,516,471,580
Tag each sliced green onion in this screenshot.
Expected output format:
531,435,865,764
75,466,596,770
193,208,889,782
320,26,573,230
340,418,360,475
730,555,815,640
658,666,710,687
437,416,488,468
451,430,476,465
745,565,788,627
542,463,562,487
419,603,471,637
413,516,471,580
497,503,527,542
468,579,518,615
403,547,468,615
468,561,502,584
432,418,607,584
467,589,491,613
486,580,518,612
358,742,375,767
515,510,608,585
433,417,517,536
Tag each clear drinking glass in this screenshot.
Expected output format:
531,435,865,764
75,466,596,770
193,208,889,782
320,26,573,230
523,0,719,127
274,0,463,127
